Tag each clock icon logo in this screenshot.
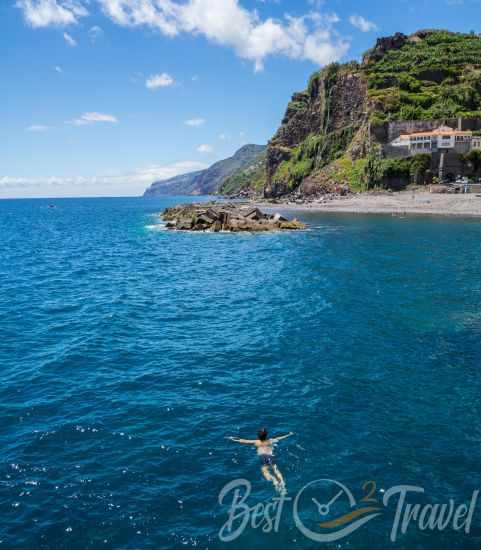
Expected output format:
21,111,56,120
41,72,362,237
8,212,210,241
293,479,383,542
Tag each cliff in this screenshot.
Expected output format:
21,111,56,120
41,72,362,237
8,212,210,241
263,29,481,197
144,144,266,196
218,149,267,196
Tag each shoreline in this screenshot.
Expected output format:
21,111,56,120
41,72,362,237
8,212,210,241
253,191,481,218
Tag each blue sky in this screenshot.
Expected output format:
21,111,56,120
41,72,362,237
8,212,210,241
2,0,481,198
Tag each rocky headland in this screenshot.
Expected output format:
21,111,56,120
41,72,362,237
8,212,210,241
144,145,266,196
144,30,481,203
161,203,306,232
264,29,481,198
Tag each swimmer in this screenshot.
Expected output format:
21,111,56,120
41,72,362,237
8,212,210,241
229,428,294,493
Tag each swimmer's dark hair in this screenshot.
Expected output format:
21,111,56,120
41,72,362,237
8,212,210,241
258,428,268,441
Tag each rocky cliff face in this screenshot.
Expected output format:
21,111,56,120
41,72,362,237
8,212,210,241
362,32,408,65
263,29,481,197
264,63,368,197
218,149,267,196
144,144,266,196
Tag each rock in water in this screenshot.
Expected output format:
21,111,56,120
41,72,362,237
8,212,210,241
161,202,306,232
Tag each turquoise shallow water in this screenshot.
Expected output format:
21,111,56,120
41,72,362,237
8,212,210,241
0,196,480,549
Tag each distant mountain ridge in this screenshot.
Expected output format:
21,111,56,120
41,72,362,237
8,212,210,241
219,149,267,196
143,144,266,196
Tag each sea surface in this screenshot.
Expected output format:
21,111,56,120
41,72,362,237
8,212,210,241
0,196,480,549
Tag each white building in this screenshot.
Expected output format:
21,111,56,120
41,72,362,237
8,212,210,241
390,135,410,148
391,125,474,153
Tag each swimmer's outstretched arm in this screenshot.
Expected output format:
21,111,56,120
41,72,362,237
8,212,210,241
271,433,293,443
228,437,256,445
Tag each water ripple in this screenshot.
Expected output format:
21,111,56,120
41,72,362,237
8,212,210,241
0,198,480,548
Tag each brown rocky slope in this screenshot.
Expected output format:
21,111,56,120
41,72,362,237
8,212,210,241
263,29,481,198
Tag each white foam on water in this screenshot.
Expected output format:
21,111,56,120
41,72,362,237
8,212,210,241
145,223,168,231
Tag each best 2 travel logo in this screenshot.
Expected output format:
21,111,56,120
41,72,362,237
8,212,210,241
218,478,479,543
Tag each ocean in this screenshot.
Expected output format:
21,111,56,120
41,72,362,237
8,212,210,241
0,196,480,549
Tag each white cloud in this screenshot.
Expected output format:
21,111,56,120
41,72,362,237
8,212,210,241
191,74,199,81
53,65,62,72
98,0,180,36
137,161,207,182
197,144,213,153
16,0,88,28
26,125,50,132
348,15,377,33
19,1,349,70
184,117,206,127
0,161,208,197
146,72,174,89
218,133,228,141
97,0,349,70
89,25,103,42
63,31,77,46
67,112,118,125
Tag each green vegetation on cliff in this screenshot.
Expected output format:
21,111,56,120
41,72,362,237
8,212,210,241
263,29,481,197
144,144,265,196
311,153,433,193
367,31,481,122
273,125,359,192
266,61,366,195
219,150,267,195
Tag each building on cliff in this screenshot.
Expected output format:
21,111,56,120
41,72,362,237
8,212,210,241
381,119,481,182
389,125,474,155
262,29,481,197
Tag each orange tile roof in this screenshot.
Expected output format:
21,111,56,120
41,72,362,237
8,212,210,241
402,125,473,139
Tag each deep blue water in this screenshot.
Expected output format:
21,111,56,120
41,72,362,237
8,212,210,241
0,196,480,549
